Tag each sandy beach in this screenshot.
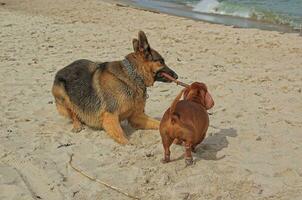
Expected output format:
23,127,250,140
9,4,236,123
0,0,302,199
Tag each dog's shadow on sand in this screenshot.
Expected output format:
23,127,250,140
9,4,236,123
194,127,237,161
121,121,137,136
122,121,237,162
171,127,237,162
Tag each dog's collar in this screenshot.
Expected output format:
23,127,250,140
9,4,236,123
121,58,147,98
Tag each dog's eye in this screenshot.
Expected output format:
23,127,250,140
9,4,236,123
147,54,153,61
157,59,164,65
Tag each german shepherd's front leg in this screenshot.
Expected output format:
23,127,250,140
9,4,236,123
129,112,160,130
102,112,129,144
68,108,84,133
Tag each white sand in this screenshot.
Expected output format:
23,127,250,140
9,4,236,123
0,0,302,199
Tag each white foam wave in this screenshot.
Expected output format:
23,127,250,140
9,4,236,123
192,0,220,13
193,0,250,18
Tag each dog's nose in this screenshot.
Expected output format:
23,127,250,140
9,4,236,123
173,72,178,79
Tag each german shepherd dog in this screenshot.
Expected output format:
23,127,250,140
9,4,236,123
52,31,178,144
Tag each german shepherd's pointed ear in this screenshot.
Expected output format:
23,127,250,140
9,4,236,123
133,39,139,52
138,31,150,51
138,31,152,59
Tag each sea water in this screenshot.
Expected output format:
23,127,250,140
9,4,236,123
163,0,302,30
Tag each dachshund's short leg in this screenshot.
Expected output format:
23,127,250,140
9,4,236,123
102,112,129,144
161,134,173,163
185,142,193,165
129,112,160,130
173,138,183,145
191,145,197,153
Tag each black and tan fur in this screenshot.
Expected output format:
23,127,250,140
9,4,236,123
52,31,178,144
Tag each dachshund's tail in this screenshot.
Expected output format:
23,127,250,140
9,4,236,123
170,88,186,124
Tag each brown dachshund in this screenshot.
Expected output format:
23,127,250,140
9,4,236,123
159,82,214,165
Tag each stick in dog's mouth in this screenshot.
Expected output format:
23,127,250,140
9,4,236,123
160,72,189,88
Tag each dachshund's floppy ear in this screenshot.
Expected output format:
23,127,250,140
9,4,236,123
183,86,190,99
191,82,214,109
204,90,214,110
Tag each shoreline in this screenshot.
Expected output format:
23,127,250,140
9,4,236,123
108,0,298,33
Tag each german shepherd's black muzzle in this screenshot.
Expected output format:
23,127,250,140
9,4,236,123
155,66,178,82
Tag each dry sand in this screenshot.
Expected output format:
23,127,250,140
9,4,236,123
0,0,302,199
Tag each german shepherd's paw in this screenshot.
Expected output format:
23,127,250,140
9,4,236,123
71,126,84,133
117,137,129,145
185,158,194,166
161,158,170,164
151,120,160,130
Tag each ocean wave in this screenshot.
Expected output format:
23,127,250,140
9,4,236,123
193,0,250,18
192,0,301,29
